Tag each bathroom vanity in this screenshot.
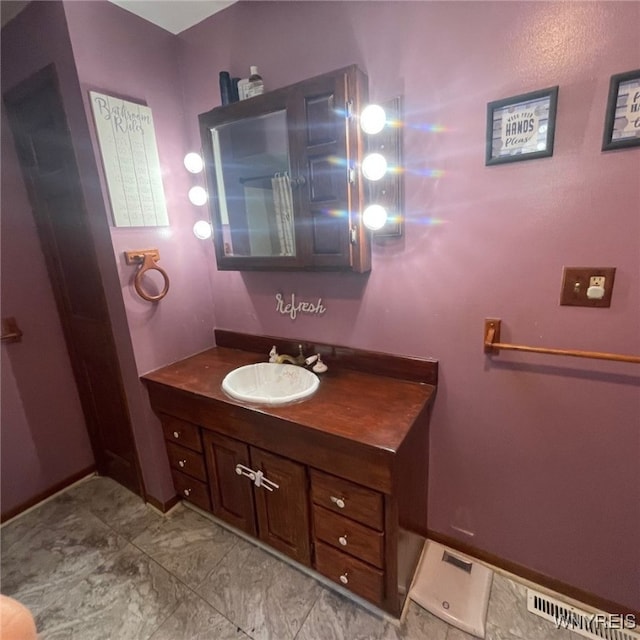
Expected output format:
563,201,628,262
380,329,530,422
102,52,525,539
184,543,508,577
142,331,437,617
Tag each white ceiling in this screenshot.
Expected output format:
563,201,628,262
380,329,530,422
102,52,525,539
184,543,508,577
0,1,236,33
107,0,237,34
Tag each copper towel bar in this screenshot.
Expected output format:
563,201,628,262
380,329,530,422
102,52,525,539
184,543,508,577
484,319,640,364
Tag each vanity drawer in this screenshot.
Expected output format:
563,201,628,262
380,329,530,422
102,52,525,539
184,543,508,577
171,470,211,512
310,469,384,531
166,441,207,482
313,505,384,569
161,415,202,453
314,540,384,606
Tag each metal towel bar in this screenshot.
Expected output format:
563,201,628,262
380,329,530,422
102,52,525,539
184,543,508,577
484,318,640,364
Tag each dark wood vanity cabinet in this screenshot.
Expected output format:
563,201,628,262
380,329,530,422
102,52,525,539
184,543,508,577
143,341,437,617
199,65,371,273
203,431,311,565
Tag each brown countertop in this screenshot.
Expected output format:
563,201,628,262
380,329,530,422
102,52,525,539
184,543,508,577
142,346,436,454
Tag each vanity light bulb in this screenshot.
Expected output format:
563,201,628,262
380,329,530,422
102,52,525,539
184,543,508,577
188,186,208,206
362,153,388,181
184,152,204,173
360,104,386,135
193,220,212,240
362,204,388,231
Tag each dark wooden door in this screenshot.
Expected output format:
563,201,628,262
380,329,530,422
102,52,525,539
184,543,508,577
3,66,143,497
202,430,257,535
250,446,311,565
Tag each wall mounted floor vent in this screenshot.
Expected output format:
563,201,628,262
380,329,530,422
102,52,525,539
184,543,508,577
527,589,639,640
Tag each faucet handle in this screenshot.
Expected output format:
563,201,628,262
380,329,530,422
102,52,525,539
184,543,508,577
312,354,328,373
269,346,278,363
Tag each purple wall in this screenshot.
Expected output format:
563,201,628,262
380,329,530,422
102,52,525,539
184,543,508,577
61,1,219,503
177,1,640,610
1,0,638,612
0,3,95,516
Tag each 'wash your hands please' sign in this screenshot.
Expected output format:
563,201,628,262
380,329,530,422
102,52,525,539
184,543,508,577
275,293,326,320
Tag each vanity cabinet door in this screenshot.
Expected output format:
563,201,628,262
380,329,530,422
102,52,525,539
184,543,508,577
250,447,311,565
290,67,369,272
203,431,257,536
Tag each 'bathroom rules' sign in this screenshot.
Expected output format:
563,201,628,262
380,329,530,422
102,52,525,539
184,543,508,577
90,91,168,227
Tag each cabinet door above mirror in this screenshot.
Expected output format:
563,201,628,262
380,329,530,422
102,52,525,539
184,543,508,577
199,65,371,272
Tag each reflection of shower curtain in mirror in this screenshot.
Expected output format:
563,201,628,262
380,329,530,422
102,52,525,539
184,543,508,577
271,173,296,256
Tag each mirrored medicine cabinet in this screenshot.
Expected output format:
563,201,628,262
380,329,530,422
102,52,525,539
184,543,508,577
198,65,371,272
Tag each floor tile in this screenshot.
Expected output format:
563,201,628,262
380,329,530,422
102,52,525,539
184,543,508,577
65,476,162,541
36,542,190,640
132,504,239,589
487,573,579,640
1,488,85,555
297,590,450,640
1,509,126,618
149,594,250,640
196,537,321,640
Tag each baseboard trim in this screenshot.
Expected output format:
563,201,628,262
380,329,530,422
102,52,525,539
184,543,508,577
0,464,97,523
427,529,639,619
145,492,180,514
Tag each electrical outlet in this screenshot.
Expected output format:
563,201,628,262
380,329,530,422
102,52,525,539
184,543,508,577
560,267,616,307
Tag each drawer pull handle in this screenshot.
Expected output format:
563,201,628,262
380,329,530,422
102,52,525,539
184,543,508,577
183,488,191,497
178,460,186,468
338,535,348,546
330,496,346,509
339,572,349,585
173,431,180,439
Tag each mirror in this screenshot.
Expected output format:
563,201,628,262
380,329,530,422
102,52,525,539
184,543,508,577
211,110,296,258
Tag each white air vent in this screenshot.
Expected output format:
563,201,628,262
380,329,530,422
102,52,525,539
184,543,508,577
527,589,639,640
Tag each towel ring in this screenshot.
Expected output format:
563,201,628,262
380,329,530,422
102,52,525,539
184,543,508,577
125,250,170,302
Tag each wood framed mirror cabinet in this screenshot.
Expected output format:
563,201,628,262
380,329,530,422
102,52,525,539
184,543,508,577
198,65,372,272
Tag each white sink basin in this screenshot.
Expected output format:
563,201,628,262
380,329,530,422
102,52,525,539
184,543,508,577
222,362,320,406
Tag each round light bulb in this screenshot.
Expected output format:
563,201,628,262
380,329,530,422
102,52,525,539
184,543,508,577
362,153,388,181
362,204,388,231
184,152,204,173
193,220,212,239
360,104,386,134
188,186,208,206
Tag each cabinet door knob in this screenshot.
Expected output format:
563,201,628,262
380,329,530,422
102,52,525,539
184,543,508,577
338,535,348,546
339,572,349,585
173,431,180,439
330,496,346,509
178,460,186,468
183,488,191,497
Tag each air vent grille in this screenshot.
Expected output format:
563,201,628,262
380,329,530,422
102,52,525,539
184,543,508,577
527,589,639,640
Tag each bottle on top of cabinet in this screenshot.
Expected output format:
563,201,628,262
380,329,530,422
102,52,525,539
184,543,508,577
242,66,264,99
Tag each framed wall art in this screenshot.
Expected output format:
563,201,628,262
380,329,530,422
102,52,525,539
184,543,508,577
486,86,558,166
602,69,640,151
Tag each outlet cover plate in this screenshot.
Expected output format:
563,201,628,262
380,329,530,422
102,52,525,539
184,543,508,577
560,267,616,307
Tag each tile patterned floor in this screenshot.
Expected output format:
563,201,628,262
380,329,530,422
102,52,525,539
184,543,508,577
1,476,582,640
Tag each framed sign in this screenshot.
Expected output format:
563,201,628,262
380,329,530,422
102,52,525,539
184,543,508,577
486,86,558,165
90,91,169,227
602,69,640,151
